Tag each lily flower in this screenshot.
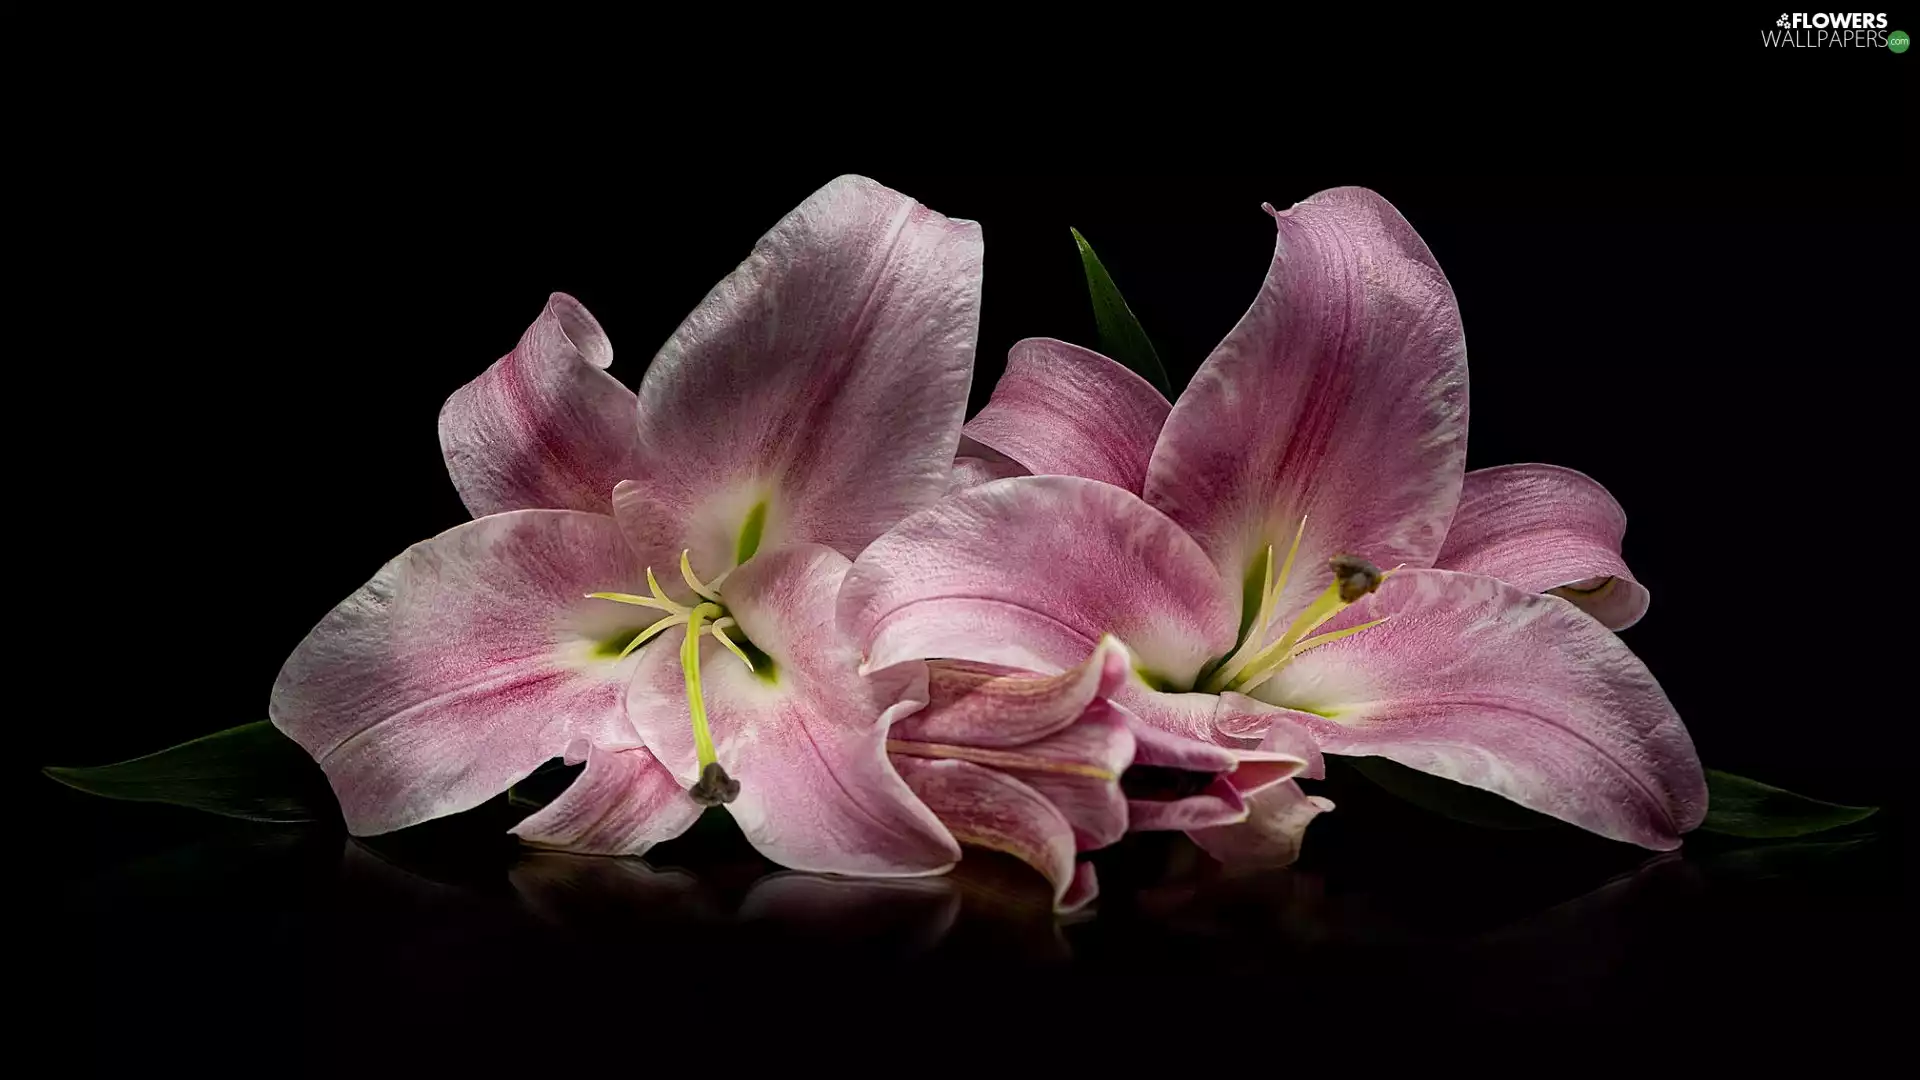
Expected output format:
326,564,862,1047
886,638,1306,911
273,176,983,876
843,187,1705,861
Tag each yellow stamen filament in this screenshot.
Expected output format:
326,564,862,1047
646,567,677,608
680,549,723,603
681,602,725,769
618,612,690,659
1235,616,1392,695
708,617,755,672
585,590,687,615
1206,516,1311,693
1221,555,1384,694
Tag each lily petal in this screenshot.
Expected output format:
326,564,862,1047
962,338,1172,493
842,475,1239,690
950,436,1028,493
627,543,960,877
1144,188,1469,619
509,741,701,856
614,175,983,583
270,511,648,835
1188,780,1334,867
439,293,643,517
1434,464,1649,630
894,637,1130,748
1253,568,1706,849
1002,701,1135,850
890,755,1094,912
1129,775,1249,831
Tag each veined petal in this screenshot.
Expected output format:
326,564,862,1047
1114,685,1318,782
270,511,649,835
509,742,701,856
439,293,643,517
615,176,983,582
1145,188,1469,622
1252,568,1706,849
1434,463,1649,630
890,755,1093,912
950,436,1028,493
894,637,1130,748
842,475,1240,690
627,544,959,877
962,338,1172,493
1000,700,1135,850
1188,780,1333,867
1128,775,1248,831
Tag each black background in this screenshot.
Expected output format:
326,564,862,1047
28,90,1909,1062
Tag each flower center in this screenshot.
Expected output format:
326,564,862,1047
1198,516,1392,696
586,551,760,806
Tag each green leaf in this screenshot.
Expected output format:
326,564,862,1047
1346,756,1556,830
1698,769,1877,838
44,721,337,824
1071,227,1171,395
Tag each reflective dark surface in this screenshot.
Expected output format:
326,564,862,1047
47,762,1899,1071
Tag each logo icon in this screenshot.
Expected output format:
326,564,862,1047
1892,29,1911,51
1778,14,1791,26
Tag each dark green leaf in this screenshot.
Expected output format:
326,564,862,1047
44,721,337,824
1072,227,1171,394
1346,756,1556,830
1698,769,1877,838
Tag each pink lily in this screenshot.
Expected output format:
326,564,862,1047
272,176,983,876
886,637,1306,910
843,187,1705,862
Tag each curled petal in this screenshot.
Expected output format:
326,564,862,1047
270,511,648,835
950,436,1028,493
439,293,643,517
1145,187,1469,621
1128,775,1248,831
509,742,701,856
1435,463,1649,630
626,544,959,877
1188,781,1334,867
962,338,1171,493
895,637,1130,748
615,175,983,583
842,475,1239,689
1253,568,1706,849
891,755,1093,912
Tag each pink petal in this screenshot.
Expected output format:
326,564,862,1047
962,338,1172,493
950,436,1029,493
1434,464,1649,630
1001,701,1135,850
614,175,983,583
1144,188,1469,621
890,755,1091,912
626,543,959,877
270,511,651,835
1188,781,1333,867
842,475,1239,689
893,637,1130,748
509,742,701,856
1129,775,1249,831
1252,568,1706,849
438,293,643,517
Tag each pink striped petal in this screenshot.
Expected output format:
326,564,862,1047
1435,464,1649,630
1189,781,1334,867
509,742,701,856
438,294,643,517
842,475,1239,690
1144,187,1469,622
626,543,959,877
1253,569,1706,849
950,436,1028,493
890,755,1094,912
614,176,983,587
1129,775,1248,831
962,338,1171,493
270,511,649,836
894,637,1129,748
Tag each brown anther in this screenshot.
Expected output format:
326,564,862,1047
689,761,740,806
1329,555,1383,602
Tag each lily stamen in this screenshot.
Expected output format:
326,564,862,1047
1207,516,1309,692
587,550,751,804
1221,555,1386,694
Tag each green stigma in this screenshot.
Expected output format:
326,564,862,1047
586,549,764,804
